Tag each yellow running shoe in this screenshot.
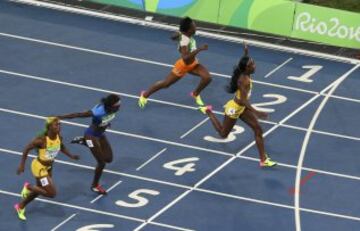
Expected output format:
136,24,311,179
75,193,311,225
260,157,277,167
198,105,212,114
190,92,205,106
14,203,26,221
21,182,31,199
138,91,148,108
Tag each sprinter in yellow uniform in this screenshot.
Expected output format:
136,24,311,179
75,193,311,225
15,117,79,220
199,43,277,167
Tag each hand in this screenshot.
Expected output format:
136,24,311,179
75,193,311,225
255,111,268,120
71,155,80,160
17,165,25,175
199,44,208,51
243,41,249,55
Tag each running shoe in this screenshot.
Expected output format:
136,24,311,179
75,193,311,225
14,203,26,221
91,185,107,195
21,182,31,199
190,92,205,106
71,136,85,145
198,105,212,114
260,156,277,167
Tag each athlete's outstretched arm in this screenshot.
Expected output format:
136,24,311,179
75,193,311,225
57,111,92,120
243,41,249,57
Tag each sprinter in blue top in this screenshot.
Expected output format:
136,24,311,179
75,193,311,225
58,94,121,194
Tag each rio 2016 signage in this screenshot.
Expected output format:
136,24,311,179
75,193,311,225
88,0,360,49
292,4,360,48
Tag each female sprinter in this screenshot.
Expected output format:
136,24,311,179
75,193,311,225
199,43,277,167
15,117,79,220
138,16,211,108
57,94,120,194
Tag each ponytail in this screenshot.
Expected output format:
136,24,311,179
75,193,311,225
226,56,250,93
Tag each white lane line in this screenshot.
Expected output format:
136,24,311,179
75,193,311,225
330,94,360,104
136,148,167,171
3,145,360,190
191,65,359,200
131,65,359,230
0,69,197,111
0,33,319,95
5,190,143,221
264,58,293,78
2,189,193,231
2,148,192,189
3,147,360,223
0,107,233,157
0,32,319,97
0,38,356,100
2,106,360,182
180,117,209,139
1,69,360,143
133,189,192,231
90,180,123,204
294,64,360,231
137,117,210,172
132,63,360,230
229,154,360,181
195,188,360,222
280,123,360,142
50,213,77,231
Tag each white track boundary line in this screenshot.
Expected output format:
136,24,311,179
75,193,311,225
136,148,167,171
1,106,360,181
4,146,360,199
1,66,358,105
1,190,193,231
2,147,192,189
2,34,359,101
2,191,141,222
9,0,360,65
1,31,359,100
0,107,234,157
294,64,360,231
90,180,122,204
1,69,360,142
234,63,360,158
0,32,319,96
195,188,360,222
3,148,360,223
265,58,293,78
3,140,360,187
137,116,209,173
50,213,77,231
280,123,360,142
180,117,209,139
130,64,360,230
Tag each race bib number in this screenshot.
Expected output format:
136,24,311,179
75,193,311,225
86,140,94,148
40,177,49,187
